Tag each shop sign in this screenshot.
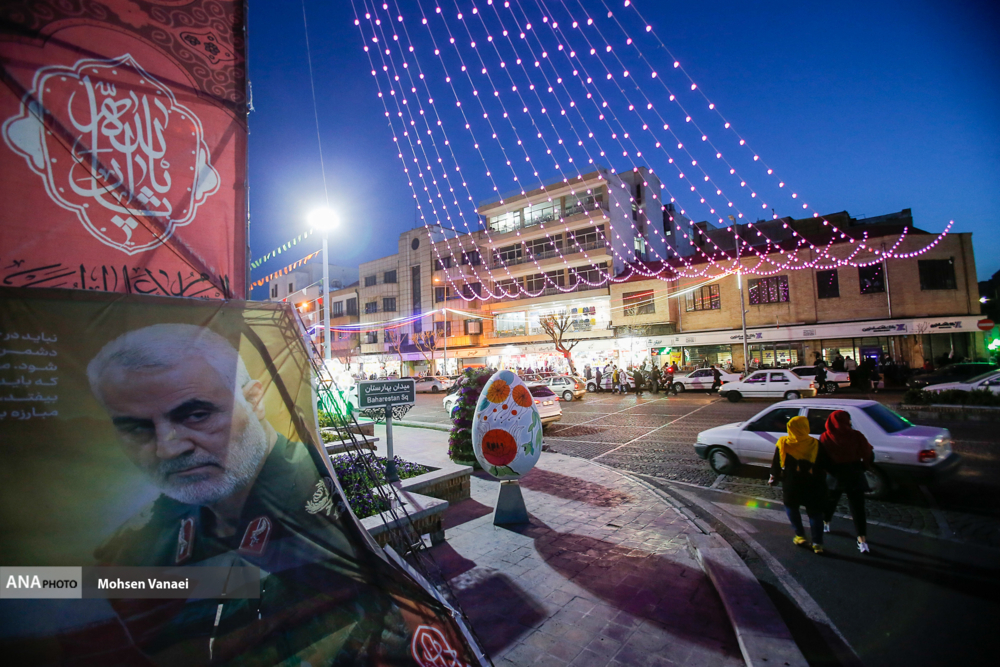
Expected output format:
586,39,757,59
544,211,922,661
860,323,908,334
729,332,763,341
929,320,963,330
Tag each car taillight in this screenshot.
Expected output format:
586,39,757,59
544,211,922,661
535,400,541,404
809,382,815,388
918,449,938,463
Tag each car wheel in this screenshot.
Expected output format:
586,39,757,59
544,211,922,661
784,390,801,400
673,383,686,393
431,386,440,394
586,383,596,393
825,382,838,394
707,447,739,474
562,390,574,402
864,466,890,499
726,391,742,403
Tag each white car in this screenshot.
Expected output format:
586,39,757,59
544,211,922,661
791,366,850,393
921,369,1000,395
672,368,741,393
442,383,562,427
693,399,960,498
413,376,453,393
719,369,817,402
533,375,586,401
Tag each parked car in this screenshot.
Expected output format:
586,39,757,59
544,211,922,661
586,370,633,392
718,369,817,402
530,384,563,427
531,375,586,401
906,363,999,390
672,368,741,393
790,366,850,393
693,399,960,498
413,375,453,393
921,369,1000,395
443,386,461,416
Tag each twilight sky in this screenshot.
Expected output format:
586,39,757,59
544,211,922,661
246,0,1000,298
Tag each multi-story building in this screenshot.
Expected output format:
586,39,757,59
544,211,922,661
345,165,986,377
267,263,359,362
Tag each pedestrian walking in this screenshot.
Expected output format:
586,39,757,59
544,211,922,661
650,365,661,394
870,365,881,393
665,364,677,395
768,416,827,554
611,366,620,394
633,368,644,397
710,364,723,393
594,367,603,393
819,410,873,553
816,362,829,394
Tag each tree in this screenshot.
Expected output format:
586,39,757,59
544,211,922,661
386,330,406,372
539,313,580,375
333,336,359,372
413,331,438,374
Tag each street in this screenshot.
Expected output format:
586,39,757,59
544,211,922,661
399,387,1000,666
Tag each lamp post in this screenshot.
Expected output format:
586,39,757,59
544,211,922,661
308,207,338,362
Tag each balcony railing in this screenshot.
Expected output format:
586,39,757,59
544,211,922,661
486,202,608,234
489,280,608,303
490,239,607,269
488,319,605,339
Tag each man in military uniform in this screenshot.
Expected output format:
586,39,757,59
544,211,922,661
86,324,426,665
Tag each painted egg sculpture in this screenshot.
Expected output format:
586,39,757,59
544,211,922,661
471,370,543,479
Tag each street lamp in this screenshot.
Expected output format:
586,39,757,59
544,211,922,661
308,206,338,362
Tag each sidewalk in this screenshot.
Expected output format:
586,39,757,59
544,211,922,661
371,424,746,667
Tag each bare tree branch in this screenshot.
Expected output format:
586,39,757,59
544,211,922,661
413,331,438,374
539,313,580,375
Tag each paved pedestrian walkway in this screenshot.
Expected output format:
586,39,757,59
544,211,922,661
372,424,745,666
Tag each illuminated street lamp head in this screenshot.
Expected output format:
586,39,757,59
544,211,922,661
307,207,338,231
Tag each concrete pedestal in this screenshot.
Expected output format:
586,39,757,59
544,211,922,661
493,480,529,525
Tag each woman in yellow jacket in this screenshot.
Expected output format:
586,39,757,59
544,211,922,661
768,416,828,554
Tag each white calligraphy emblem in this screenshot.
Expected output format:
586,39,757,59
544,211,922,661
2,55,220,254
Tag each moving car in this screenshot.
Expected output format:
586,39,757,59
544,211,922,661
443,383,562,427
920,369,1000,395
791,366,850,393
672,368,741,392
906,362,998,390
693,399,960,498
530,375,587,401
718,370,817,402
413,375,453,393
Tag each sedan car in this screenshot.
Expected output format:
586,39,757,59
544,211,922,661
672,368,741,393
906,362,999,389
529,384,563,427
921,369,1000,395
693,399,960,498
413,375,453,393
718,370,817,402
531,375,587,401
791,366,850,393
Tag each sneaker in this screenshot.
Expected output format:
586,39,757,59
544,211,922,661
823,522,831,533
813,544,825,554
857,541,870,554
792,535,810,547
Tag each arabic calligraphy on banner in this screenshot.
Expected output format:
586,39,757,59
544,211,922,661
0,0,247,297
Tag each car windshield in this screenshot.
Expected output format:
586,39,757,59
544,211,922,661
529,385,555,397
963,370,1000,383
862,404,913,434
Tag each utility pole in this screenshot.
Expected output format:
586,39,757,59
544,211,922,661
322,233,331,362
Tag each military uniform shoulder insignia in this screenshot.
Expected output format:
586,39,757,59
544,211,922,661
305,477,340,518
239,516,272,556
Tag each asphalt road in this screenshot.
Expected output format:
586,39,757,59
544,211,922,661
400,387,1000,665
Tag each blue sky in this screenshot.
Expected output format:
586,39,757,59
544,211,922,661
246,1,1000,297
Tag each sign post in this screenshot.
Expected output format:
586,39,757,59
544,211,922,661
357,379,416,482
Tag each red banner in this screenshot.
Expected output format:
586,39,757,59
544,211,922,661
0,1,248,298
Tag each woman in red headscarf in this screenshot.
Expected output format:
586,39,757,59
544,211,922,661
819,410,875,553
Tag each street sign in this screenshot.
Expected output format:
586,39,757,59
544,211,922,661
978,319,995,331
357,379,416,409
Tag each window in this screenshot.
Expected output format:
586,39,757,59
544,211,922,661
748,275,790,304
769,372,789,383
383,297,396,312
462,282,483,298
364,331,378,344
862,404,912,434
364,275,376,287
685,284,721,312
364,301,378,314
346,298,358,316
434,321,453,338
623,290,655,316
567,225,605,249
744,372,768,384
918,259,957,291
411,265,421,314
524,273,546,292
568,262,608,286
816,270,840,299
384,270,397,284
748,407,800,432
461,250,481,266
332,301,344,317
858,264,885,294
288,282,294,294
563,187,606,217
525,236,561,258
496,278,522,297
806,409,838,436
493,244,522,266
270,284,278,298
545,270,565,288
465,319,483,335
434,256,453,271
435,287,445,303
488,210,521,233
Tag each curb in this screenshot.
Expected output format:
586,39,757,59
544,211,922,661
395,420,452,432
587,461,809,667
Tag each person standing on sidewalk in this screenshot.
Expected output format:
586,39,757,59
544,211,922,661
594,366,603,393
665,364,677,395
633,367,644,397
819,410,874,553
650,364,661,393
611,366,620,394
768,416,827,554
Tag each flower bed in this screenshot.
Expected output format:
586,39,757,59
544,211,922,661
329,453,430,519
